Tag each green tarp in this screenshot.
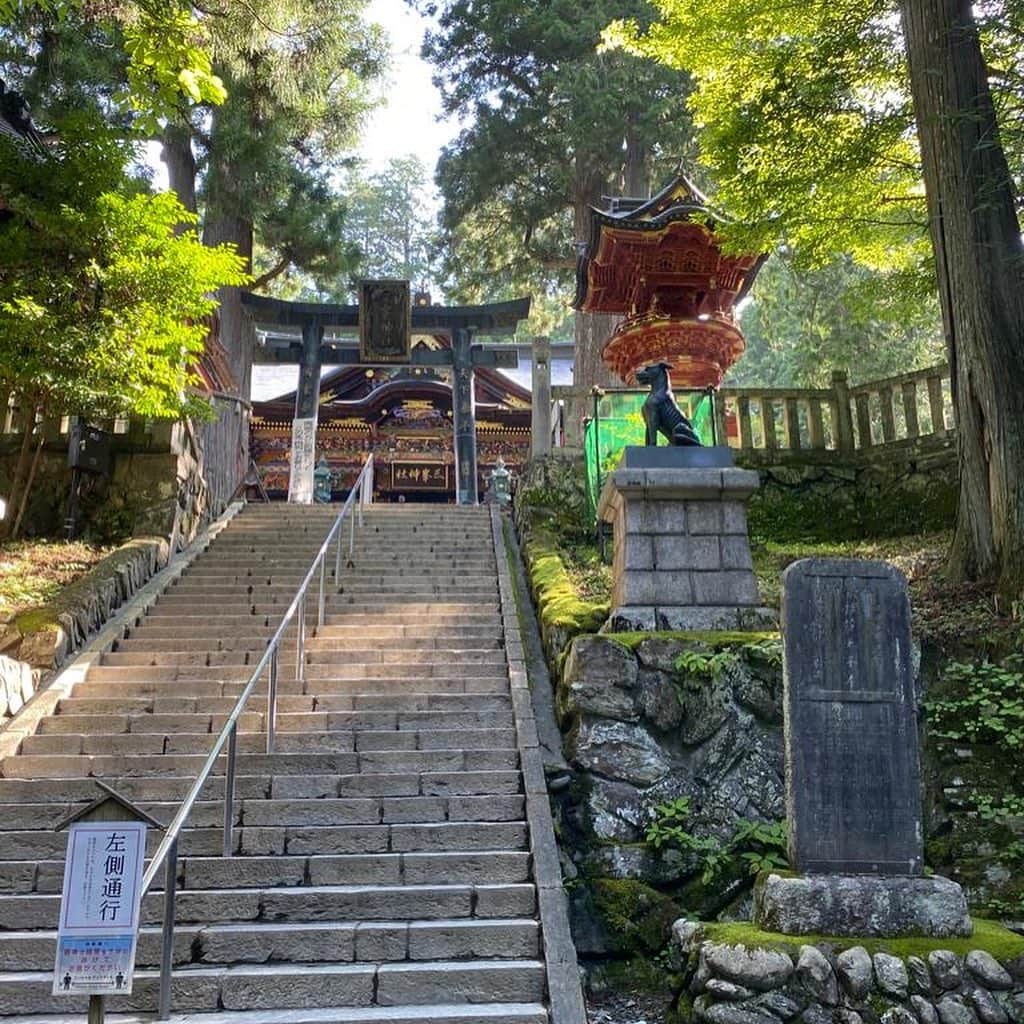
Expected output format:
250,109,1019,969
584,390,715,522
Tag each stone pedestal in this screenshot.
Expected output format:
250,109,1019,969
754,872,972,939
597,447,774,632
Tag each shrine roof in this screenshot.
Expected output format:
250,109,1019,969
252,361,531,424
573,171,765,313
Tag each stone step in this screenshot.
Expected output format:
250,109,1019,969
182,564,497,578
0,792,525,831
0,916,539,969
67,676,509,700
100,649,505,667
0,769,521,805
0,959,545,1015
39,709,513,735
80,663,507,682
0,883,537,930
1,850,531,895
55,693,510,717
0,821,529,861
0,748,520,779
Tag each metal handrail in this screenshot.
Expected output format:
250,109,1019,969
138,455,375,1019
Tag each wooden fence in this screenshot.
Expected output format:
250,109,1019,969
715,364,953,453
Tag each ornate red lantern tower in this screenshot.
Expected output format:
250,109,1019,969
573,174,765,387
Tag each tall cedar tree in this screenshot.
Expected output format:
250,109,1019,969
415,0,698,387
902,0,1024,599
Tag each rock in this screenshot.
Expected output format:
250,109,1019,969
802,1006,837,1024
635,637,687,673
837,947,874,1000
673,918,706,955
911,996,940,1024
705,979,756,1001
881,1010,918,1024
797,946,840,1006
992,991,1024,1024
677,669,734,745
874,953,910,1000
837,1012,863,1024
636,669,684,731
700,1002,780,1024
908,958,935,997
965,952,1013,992
571,718,672,786
585,777,643,842
0,655,35,719
562,636,639,722
703,943,795,992
968,988,1008,1024
17,622,68,670
935,995,978,1024
752,990,804,1020
754,874,972,939
734,659,783,722
929,952,964,991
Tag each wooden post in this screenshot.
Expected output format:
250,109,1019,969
531,336,552,458
831,371,855,451
760,398,778,450
737,396,753,449
855,393,873,449
713,391,729,447
88,995,105,1024
808,398,826,449
879,386,897,442
784,397,802,450
902,380,920,438
927,375,946,433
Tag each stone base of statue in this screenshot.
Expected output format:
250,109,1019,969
597,447,775,633
753,872,972,939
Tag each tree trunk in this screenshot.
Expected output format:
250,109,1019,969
1,406,35,541
11,429,44,540
573,160,620,395
161,121,198,224
203,214,255,401
901,0,1024,601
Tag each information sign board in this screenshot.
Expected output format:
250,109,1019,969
53,821,146,996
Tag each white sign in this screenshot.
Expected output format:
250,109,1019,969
288,416,317,504
53,821,146,996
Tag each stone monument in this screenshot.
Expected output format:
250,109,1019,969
753,558,971,938
597,446,774,632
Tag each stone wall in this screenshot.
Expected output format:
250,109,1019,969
554,633,787,955
0,655,37,725
673,921,1024,1024
0,536,169,681
740,435,957,541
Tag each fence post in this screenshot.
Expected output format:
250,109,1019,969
831,371,855,451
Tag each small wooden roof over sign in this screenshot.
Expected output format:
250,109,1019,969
55,780,165,831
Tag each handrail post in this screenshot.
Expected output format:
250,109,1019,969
158,838,178,1021
295,601,305,685
349,506,356,559
335,525,342,579
318,556,327,628
223,723,237,859
266,648,278,754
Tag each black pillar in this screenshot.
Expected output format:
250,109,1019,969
451,327,478,506
287,320,324,503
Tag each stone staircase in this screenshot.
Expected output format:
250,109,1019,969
0,504,569,1023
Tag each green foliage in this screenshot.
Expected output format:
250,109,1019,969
673,648,740,681
416,0,698,325
524,532,609,635
0,1,226,123
644,798,788,885
0,117,249,421
730,255,944,389
605,2,928,273
927,657,1024,751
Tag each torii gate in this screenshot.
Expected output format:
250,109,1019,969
241,289,531,506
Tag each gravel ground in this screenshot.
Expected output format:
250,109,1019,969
587,992,671,1023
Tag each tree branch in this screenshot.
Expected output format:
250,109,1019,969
250,256,291,290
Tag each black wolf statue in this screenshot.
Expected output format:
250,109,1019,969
636,362,702,447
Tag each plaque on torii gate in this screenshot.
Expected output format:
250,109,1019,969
241,287,530,506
